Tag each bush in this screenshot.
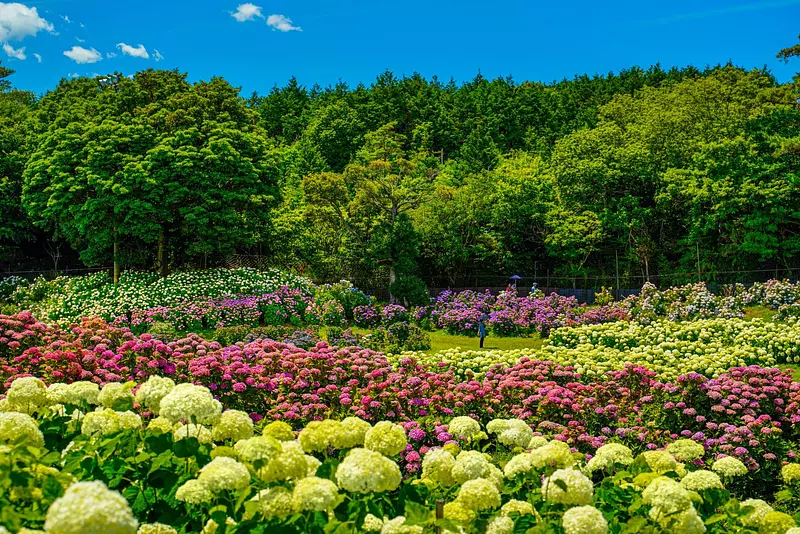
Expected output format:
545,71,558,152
389,276,430,307
381,304,408,324
366,322,431,353
353,304,381,328
214,325,314,346
594,286,614,306
0,276,28,302
148,321,178,340
315,280,372,320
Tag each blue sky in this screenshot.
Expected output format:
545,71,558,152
1,0,799,96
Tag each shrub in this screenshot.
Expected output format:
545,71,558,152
315,280,372,320
594,286,614,306
388,276,430,307
148,321,178,340
353,305,381,328
381,304,408,324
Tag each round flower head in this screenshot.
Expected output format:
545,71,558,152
333,417,372,449
528,436,548,449
250,487,294,519
44,480,138,534
486,515,514,534
663,505,705,534
211,446,238,460
263,420,295,441
562,506,608,534
138,524,178,534
65,382,101,405
530,440,575,469
146,417,174,434
740,499,774,528
680,470,723,492
173,424,213,444
380,517,423,534
134,376,175,413
783,463,800,484
117,411,142,431
81,409,121,437
335,448,401,493
642,450,680,474
257,440,317,482
542,468,594,505
501,499,534,516
585,443,634,473
298,420,341,452
158,383,221,425
786,528,800,534
712,456,748,478
448,416,482,441
667,439,705,462
175,479,213,504
452,450,492,484
364,421,407,457
504,452,534,479
642,477,692,520
759,512,795,534
362,514,384,532
6,377,50,414
98,382,135,411
212,410,254,442
443,501,476,524
47,383,71,405
422,448,456,486
487,418,533,448
0,411,43,447
201,517,235,534
198,457,250,492
455,478,501,511
291,476,340,512
234,435,282,463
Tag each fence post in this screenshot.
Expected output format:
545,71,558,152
696,243,701,283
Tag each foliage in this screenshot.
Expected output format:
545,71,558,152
389,275,430,307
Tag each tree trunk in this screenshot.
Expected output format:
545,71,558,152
158,232,167,278
388,265,396,303
113,227,120,284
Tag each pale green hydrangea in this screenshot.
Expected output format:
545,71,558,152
664,505,706,534
486,515,514,534
211,410,253,442
380,517,423,534
712,456,748,478
542,468,594,505
173,424,213,444
158,383,222,425
263,420,295,441
44,480,138,534
642,450,680,474
530,440,575,469
667,439,706,462
740,499,774,528
759,512,795,534
336,447,401,493
117,411,142,431
134,376,175,413
643,476,692,520
504,452,534,479
448,416,482,441
291,476,340,512
0,411,44,447
487,418,533,448
98,382,135,411
175,479,213,504
333,416,372,449
782,463,800,484
585,443,634,473
363,514,384,532
65,381,101,405
234,435,282,463
421,448,456,486
257,440,318,482
6,377,51,414
680,470,723,492
364,421,407,457
197,457,250,492
137,524,178,534
561,505,608,534
250,487,294,519
298,420,341,452
81,408,121,437
455,478,501,512
443,500,476,523
452,450,492,484
528,436,548,449
500,499,534,516
146,417,174,434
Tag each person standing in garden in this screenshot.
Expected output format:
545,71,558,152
478,313,489,348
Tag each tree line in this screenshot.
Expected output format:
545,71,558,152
0,42,798,290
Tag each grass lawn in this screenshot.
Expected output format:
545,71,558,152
742,306,779,321
426,330,544,353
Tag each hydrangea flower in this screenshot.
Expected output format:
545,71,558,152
782,463,800,484
146,417,174,434
712,456,748,478
335,448,401,493
500,499,534,516
739,499,774,528
258,440,319,482
485,515,514,534
530,440,575,469
455,478,501,511
137,524,178,534
81,409,121,437
173,424,213,444
421,448,456,486
380,516,423,534
452,450,492,484
98,382,135,411
362,514,384,532
542,468,594,505
134,376,175,412
364,421,407,457
0,411,44,447
562,505,608,534
212,410,254,442
442,500,476,523
263,420,295,441
760,512,796,534
486,418,533,448
6,377,50,413
234,435,282,463
298,420,341,452
250,487,294,519
666,439,705,462
585,443,633,473
680,470,723,492
158,383,222,425
641,451,680,474
197,457,250,492
44,481,138,534
333,416,372,449
291,477,340,512
117,411,142,431
175,479,213,504
447,416,482,441
642,477,692,520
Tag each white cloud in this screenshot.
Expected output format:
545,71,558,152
68,72,79,78
266,14,301,32
232,3,262,22
75,37,84,43
153,48,163,61
3,41,25,60
61,14,70,23
0,2,54,41
63,45,102,63
33,51,40,62
116,42,149,58
106,51,116,59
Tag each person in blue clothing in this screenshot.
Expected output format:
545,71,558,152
478,313,489,348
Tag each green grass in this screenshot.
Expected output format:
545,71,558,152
426,330,544,353
742,306,778,321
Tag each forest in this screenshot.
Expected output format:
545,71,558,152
0,45,799,291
